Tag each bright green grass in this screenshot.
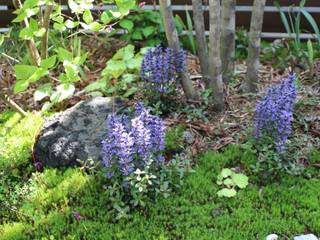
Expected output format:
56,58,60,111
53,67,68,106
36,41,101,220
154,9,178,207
0,112,319,240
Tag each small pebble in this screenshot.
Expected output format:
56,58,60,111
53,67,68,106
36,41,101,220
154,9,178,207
294,234,318,240
266,234,279,240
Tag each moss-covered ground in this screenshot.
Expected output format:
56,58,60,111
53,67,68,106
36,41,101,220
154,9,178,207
0,112,320,240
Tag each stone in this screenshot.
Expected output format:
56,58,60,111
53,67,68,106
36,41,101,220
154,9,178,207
294,234,318,240
266,234,279,240
34,97,120,167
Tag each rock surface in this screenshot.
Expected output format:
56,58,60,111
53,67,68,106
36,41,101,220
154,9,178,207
266,234,279,240
294,234,318,240
34,97,118,167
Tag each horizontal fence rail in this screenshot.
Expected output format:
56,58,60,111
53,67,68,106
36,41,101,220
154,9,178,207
1,1,320,39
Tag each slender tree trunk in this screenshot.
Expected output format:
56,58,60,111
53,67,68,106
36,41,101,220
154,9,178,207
208,0,224,111
12,0,41,66
41,5,53,59
242,0,266,93
191,0,210,86
159,0,198,100
221,0,236,83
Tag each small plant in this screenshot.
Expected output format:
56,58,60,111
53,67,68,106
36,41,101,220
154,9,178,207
255,74,297,152
101,103,186,218
217,168,248,198
140,45,186,113
85,44,144,98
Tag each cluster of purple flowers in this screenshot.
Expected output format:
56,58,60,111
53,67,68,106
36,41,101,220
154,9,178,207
140,45,186,93
101,103,165,178
254,74,297,152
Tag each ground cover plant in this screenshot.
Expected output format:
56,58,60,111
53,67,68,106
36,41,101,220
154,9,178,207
0,0,320,239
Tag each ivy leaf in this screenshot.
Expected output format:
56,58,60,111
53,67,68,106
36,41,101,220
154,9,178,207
119,19,134,31
232,174,249,189
217,188,237,198
221,168,233,178
34,83,52,102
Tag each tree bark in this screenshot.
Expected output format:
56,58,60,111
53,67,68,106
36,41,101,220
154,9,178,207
159,0,198,100
208,0,224,111
12,0,41,67
191,0,210,86
242,0,266,93
41,5,53,59
221,0,236,83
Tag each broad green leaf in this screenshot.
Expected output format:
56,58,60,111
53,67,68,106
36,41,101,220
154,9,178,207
84,79,107,92
83,9,93,24
57,47,73,62
28,68,48,83
29,18,39,31
131,31,143,40
223,178,234,186
110,10,122,18
221,168,233,178
142,26,155,38
68,0,81,13
126,57,142,70
89,22,102,32
232,173,248,189
217,188,237,198
25,7,40,18
40,55,57,69
12,12,27,23
120,19,134,31
34,27,46,37
113,44,135,60
121,73,137,84
14,80,30,93
101,11,112,24
15,65,38,80
103,60,126,78
50,83,75,102
53,22,66,32
34,83,52,101
19,28,34,40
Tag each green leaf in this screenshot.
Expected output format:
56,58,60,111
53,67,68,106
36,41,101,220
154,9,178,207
232,173,249,189
65,19,79,29
15,65,38,80
53,22,66,32
223,178,234,186
221,168,233,178
84,79,107,92
300,7,320,44
14,80,30,93
120,19,134,31
19,28,34,40
123,87,138,98
121,73,137,84
131,31,143,40
103,60,126,78
50,83,75,102
0,34,4,46
307,40,314,66
89,22,102,32
28,68,48,83
125,57,142,70
40,55,57,69
113,44,135,60
185,7,196,54
101,11,112,24
57,48,73,62
83,9,93,24
68,0,81,14
34,83,52,101
217,188,237,198
142,26,155,38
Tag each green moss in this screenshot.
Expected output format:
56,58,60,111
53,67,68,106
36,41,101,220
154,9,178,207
1,145,320,239
0,112,43,174
164,125,186,153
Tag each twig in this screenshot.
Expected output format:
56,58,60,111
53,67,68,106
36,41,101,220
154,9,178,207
0,91,27,116
41,5,54,59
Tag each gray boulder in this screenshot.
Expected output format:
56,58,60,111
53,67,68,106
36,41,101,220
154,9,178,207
294,234,318,240
34,97,120,167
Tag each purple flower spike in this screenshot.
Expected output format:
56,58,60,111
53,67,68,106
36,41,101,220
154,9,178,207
72,211,83,221
254,73,297,152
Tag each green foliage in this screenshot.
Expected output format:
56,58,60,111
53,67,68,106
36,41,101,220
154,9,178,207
1,145,320,239
216,168,248,198
235,27,249,60
0,112,43,175
119,9,164,46
165,125,186,154
85,44,144,98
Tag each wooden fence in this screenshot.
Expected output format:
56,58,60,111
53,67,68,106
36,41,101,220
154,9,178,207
1,0,320,39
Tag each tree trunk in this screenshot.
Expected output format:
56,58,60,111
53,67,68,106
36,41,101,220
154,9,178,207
191,0,210,86
208,0,224,111
221,0,236,83
159,0,198,100
242,0,266,93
